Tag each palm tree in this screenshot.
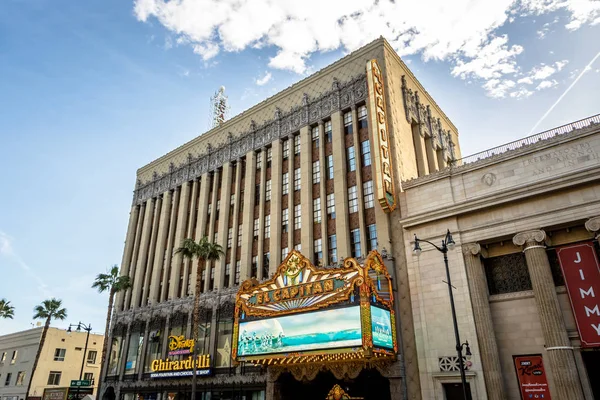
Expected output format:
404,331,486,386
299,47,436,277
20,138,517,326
92,265,131,399
176,236,224,400
0,299,15,319
26,298,67,400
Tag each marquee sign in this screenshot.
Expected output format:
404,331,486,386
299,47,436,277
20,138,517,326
168,335,195,355
232,250,397,366
557,242,600,347
366,59,396,213
149,351,211,378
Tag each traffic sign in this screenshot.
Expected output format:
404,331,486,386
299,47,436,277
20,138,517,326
70,380,91,387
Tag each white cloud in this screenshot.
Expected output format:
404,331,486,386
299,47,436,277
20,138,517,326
509,88,534,98
517,77,533,84
133,0,599,97
255,71,273,86
536,79,558,90
482,79,516,98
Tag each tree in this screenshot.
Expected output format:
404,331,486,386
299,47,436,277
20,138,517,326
26,298,67,400
176,236,224,400
0,299,15,319
92,265,131,399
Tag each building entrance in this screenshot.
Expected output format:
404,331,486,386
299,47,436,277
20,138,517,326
582,350,600,399
442,383,472,400
277,369,390,400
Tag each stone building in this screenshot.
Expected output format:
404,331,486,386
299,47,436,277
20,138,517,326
102,37,458,400
0,327,104,400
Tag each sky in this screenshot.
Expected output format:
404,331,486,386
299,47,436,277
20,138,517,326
0,0,599,335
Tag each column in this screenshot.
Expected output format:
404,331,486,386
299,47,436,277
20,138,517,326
229,161,243,287
161,314,171,358
288,142,295,251
351,106,368,256
412,123,429,177
265,368,281,400
257,151,267,279
132,199,154,309
142,196,162,306
182,179,200,296
205,170,220,292
585,216,600,240
216,163,233,288
161,187,180,302
150,191,171,303
424,134,439,173
300,126,314,258
241,152,257,281
116,205,140,311
137,320,150,380
318,122,329,263
191,174,211,293
118,324,131,380
271,140,283,270
169,181,191,299
124,202,145,309
462,243,506,400
513,230,585,400
331,111,350,258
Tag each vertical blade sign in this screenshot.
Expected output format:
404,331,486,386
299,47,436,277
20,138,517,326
556,242,600,347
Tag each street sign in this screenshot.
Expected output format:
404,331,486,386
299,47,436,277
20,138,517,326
70,380,91,387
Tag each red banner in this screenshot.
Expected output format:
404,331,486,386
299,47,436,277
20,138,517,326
513,355,551,399
557,242,600,347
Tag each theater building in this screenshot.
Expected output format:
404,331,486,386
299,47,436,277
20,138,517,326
100,33,600,400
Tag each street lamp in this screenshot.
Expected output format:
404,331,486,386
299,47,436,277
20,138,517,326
66,322,92,400
413,230,471,400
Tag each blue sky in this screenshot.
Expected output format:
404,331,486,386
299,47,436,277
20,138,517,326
0,0,599,335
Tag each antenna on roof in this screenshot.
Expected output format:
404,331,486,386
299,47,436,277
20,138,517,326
209,86,229,129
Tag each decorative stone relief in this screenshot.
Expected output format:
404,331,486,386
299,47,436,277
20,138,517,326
513,229,547,248
585,216,600,237
481,172,497,186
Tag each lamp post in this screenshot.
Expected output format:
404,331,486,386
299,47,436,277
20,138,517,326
413,230,472,400
67,322,92,400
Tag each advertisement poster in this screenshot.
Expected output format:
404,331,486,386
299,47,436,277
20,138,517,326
237,306,362,356
42,388,68,400
370,306,393,349
513,355,551,399
557,242,600,347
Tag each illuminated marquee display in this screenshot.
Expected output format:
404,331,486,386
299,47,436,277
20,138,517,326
366,59,396,213
168,335,195,355
149,354,211,379
232,250,397,366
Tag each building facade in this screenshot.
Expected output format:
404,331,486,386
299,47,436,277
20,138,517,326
0,327,104,400
102,37,459,400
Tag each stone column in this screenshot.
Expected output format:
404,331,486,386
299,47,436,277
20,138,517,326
241,152,257,281
161,188,180,302
411,123,429,177
216,163,233,288
137,320,151,380
132,199,155,308
125,202,146,309
351,106,368,256
142,197,162,306
169,181,191,298
265,368,281,400
331,111,350,258
271,140,283,270
513,230,585,400
585,216,600,240
116,205,140,311
300,126,314,258
462,243,506,400
150,191,171,303
257,152,268,279
318,121,329,263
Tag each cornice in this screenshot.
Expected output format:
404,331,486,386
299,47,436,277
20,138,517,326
133,74,368,205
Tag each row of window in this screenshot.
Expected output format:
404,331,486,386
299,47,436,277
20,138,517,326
0,350,17,364
1,371,26,386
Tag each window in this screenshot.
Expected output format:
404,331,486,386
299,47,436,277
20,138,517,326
282,247,289,260
15,371,25,386
358,105,368,129
54,348,66,362
213,231,218,243
351,229,361,258
483,253,532,295
363,181,374,209
344,111,353,134
348,186,358,213
282,208,289,232
263,253,270,278
47,371,61,386
367,224,377,252
283,139,290,159
294,244,301,252
254,184,260,205
264,215,271,238
225,264,231,287
10,350,17,364
328,235,338,264
5,372,12,386
326,155,334,179
266,147,272,168
227,228,233,248
313,198,322,224
237,227,242,247
253,219,260,238
1,352,6,363
235,261,241,285
294,168,301,191
312,160,320,184
314,239,323,264
361,140,371,166
265,180,272,201
312,126,320,149
282,172,289,195
86,350,97,364
230,194,235,206
251,256,258,278
215,199,220,220
325,120,332,143
326,194,336,219
83,373,93,383
294,205,301,230
209,265,215,290
294,135,301,155
207,203,212,216
347,146,356,172
256,151,262,170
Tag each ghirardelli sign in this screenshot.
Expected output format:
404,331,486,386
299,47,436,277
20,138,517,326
557,242,600,347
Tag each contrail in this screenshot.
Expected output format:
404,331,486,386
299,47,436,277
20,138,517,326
528,50,600,135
